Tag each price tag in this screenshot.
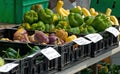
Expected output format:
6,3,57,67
0,63,18,72
85,33,103,43
41,47,61,60
105,27,120,37
73,37,92,45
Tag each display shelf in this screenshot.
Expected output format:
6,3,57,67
55,43,120,74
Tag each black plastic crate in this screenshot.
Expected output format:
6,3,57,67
0,42,33,74
89,26,119,57
0,28,92,71
90,40,105,57
102,31,119,49
102,25,119,52
29,46,58,74
0,28,59,74
0,41,47,74
58,42,91,71
0,59,19,74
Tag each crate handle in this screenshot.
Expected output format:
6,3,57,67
112,1,116,8
96,0,99,4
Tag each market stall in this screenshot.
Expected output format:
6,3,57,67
0,0,120,74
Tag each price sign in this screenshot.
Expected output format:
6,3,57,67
85,33,103,43
0,63,18,72
73,37,92,45
41,47,61,60
105,27,120,37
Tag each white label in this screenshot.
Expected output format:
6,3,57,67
73,37,92,45
85,33,103,43
0,63,18,72
41,47,61,60
105,27,120,37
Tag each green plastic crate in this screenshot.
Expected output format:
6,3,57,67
90,0,120,17
0,0,49,24
90,0,113,13
111,0,120,17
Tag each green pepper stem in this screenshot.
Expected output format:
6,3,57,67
26,43,33,50
17,49,20,59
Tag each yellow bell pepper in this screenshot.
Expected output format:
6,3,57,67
65,35,77,42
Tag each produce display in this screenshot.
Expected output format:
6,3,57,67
18,0,119,36
0,0,119,74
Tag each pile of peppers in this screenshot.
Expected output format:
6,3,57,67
91,14,112,32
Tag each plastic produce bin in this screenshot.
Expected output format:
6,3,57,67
29,46,58,74
0,28,91,71
0,26,119,71
57,42,91,71
0,29,59,74
0,0,49,24
89,26,119,57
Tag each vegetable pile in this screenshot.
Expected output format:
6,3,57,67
97,62,120,74
0,29,77,45
19,1,119,37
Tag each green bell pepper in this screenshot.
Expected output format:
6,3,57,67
45,24,55,32
30,46,41,54
31,21,45,31
56,21,71,30
91,14,112,32
84,16,95,26
37,21,45,31
68,13,84,27
24,10,38,24
70,7,83,15
38,8,54,24
87,26,96,33
31,4,43,12
31,23,38,30
20,23,31,30
67,27,80,34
